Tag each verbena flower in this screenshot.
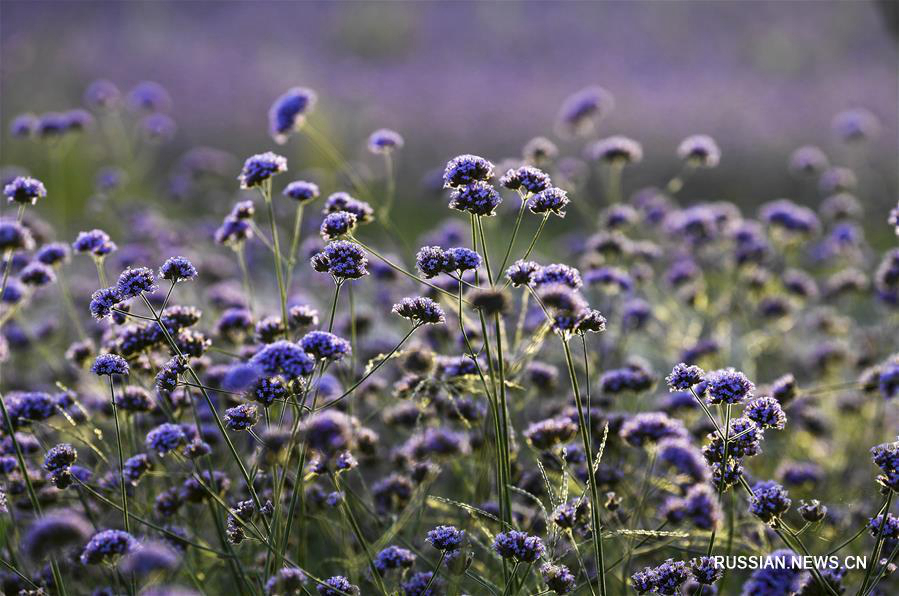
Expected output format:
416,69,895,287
392,296,446,325
704,368,754,405
116,266,158,299
832,107,880,142
443,154,494,188
740,550,806,595
127,80,172,112
426,525,464,552
224,403,258,431
652,559,690,595
446,247,481,273
677,135,721,168
20,262,55,287
146,423,187,455
22,511,92,560
238,152,287,189
367,128,404,154
558,85,614,135
531,263,582,289
798,499,827,523
303,411,354,457
301,331,351,361
123,453,152,484
44,443,77,471
689,557,723,586
540,562,576,594
868,513,899,540
269,87,317,143
323,192,374,223
36,242,69,266
524,417,577,450
4,176,46,205
586,135,643,164
80,529,137,565
449,181,502,216
373,545,416,573
745,396,787,429
493,530,545,562
871,440,899,491
283,180,320,203
657,438,709,484
505,259,540,287
265,567,308,595
159,256,198,282
749,480,791,523
73,229,116,256
666,363,705,391
528,187,569,217
415,246,453,278
500,166,551,194
251,340,316,378
311,240,368,280
91,353,129,376
119,540,180,576
620,412,688,447
320,211,357,240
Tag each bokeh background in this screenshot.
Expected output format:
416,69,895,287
1,0,897,242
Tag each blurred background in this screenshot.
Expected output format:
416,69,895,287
1,0,897,242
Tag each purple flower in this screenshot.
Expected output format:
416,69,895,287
749,480,791,523
91,353,129,376
146,423,186,455
116,266,158,299
392,296,446,325
704,369,754,405
449,181,502,217
251,340,316,379
666,363,705,391
367,128,404,154
677,135,721,167
300,331,351,361
443,154,494,188
73,229,117,256
3,176,46,206
238,152,287,189
269,87,317,143
528,187,569,217
159,256,198,282
311,240,368,280
80,529,137,565
283,180,320,203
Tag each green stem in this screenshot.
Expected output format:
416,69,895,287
262,180,290,339
108,378,130,533
496,197,528,284
561,338,607,596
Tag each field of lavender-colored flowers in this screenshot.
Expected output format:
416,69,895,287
1,2,898,595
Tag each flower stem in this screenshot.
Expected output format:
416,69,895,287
108,378,131,533
561,338,607,596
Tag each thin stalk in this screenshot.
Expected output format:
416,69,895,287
501,562,521,596
108,378,130,533
561,338,607,596
314,325,419,411
859,490,894,595
331,474,389,595
262,180,290,339
236,244,254,315
496,197,528,284
285,202,305,290
352,237,465,303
